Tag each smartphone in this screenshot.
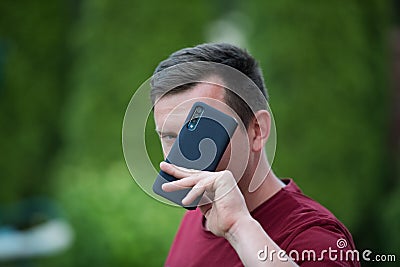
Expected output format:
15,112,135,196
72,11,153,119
152,101,238,209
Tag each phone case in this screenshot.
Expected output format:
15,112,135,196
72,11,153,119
152,101,238,209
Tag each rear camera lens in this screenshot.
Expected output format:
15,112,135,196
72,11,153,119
187,118,198,130
195,106,203,114
188,106,203,131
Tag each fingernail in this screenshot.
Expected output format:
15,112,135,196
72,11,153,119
181,197,187,205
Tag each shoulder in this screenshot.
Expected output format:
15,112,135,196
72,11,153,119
253,179,343,226
252,179,356,253
286,226,359,266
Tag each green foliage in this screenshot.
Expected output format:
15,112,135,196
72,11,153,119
0,0,69,202
48,0,212,266
0,0,398,266
42,162,183,267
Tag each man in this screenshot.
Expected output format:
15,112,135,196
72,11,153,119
150,43,359,266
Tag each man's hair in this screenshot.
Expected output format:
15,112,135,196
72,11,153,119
150,43,268,128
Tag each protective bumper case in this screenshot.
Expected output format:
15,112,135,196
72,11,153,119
153,101,238,209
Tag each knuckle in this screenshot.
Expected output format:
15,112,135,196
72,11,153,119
221,170,233,176
193,181,205,190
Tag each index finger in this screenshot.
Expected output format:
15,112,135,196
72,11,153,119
160,162,200,179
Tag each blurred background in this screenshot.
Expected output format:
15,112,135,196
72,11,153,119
0,0,399,266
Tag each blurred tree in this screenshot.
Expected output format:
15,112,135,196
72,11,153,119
50,0,215,266
0,1,70,202
382,5,400,255
1,0,398,266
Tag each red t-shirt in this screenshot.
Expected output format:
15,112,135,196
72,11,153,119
165,179,360,266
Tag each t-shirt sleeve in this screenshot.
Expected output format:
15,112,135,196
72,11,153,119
285,225,360,267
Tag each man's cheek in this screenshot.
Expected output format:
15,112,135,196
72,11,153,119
219,132,251,179
216,143,232,171
160,142,167,158
161,143,172,159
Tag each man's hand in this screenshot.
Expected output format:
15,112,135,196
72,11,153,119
160,162,298,266
160,161,252,238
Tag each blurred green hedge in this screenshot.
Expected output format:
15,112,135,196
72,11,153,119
0,0,69,202
0,0,398,266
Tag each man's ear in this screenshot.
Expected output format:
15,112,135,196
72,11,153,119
248,110,271,152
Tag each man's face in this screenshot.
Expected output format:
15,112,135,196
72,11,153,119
153,82,250,181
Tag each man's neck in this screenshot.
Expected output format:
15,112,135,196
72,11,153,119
239,152,285,212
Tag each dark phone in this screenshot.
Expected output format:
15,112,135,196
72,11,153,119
152,101,238,209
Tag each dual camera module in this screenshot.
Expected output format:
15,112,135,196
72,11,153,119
187,106,204,131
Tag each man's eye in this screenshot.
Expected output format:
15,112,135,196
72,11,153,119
161,135,176,141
